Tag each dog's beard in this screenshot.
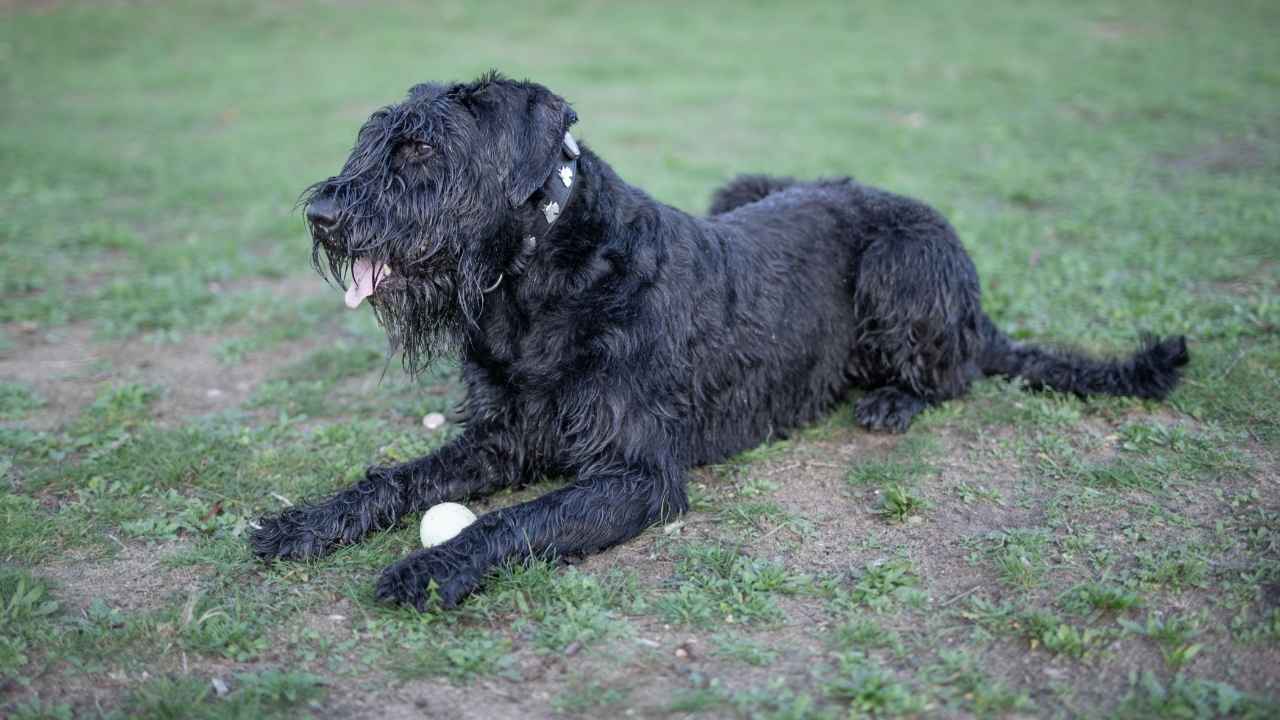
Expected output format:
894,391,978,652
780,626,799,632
368,274,464,376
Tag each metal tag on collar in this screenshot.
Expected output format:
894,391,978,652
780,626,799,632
542,200,561,224
562,131,580,159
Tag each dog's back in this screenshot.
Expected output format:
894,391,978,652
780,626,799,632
677,180,871,463
665,177,978,460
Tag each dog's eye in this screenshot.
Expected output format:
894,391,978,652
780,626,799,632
398,141,433,164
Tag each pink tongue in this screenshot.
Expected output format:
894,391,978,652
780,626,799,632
344,259,391,309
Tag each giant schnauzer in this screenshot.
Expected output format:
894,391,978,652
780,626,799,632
251,72,1189,609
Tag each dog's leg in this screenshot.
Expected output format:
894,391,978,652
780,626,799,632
374,462,687,609
850,215,984,433
250,426,525,561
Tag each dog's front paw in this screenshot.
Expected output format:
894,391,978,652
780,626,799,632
375,549,481,610
250,507,333,562
855,387,926,433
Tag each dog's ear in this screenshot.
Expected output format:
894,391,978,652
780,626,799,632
505,86,578,209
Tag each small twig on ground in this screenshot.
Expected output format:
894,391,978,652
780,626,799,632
1218,347,1249,380
758,523,787,542
181,591,201,627
938,584,983,608
805,461,843,470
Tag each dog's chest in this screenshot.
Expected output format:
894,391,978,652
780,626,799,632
468,292,606,390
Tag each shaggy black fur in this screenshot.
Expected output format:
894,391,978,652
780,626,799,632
252,73,1189,609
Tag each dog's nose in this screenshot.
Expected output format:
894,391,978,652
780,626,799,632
306,197,339,229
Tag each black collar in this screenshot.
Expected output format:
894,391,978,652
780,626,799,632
486,132,580,293
530,131,581,241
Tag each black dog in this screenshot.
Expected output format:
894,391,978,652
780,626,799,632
251,73,1189,608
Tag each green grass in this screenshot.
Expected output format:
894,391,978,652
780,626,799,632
110,670,326,720
656,542,812,627
469,560,637,652
710,632,781,667
1134,544,1211,591
846,433,939,487
963,598,1112,660
0,569,61,681
831,558,925,614
1059,582,1143,617
926,650,1033,716
1114,672,1278,720
394,626,515,683
828,617,903,654
1121,611,1206,671
552,678,633,716
250,345,385,417
983,527,1053,590
1,0,1278,716
846,433,938,528
876,484,928,523
821,652,927,717
0,494,56,564
0,384,44,420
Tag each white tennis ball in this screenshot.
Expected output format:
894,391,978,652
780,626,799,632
419,502,477,548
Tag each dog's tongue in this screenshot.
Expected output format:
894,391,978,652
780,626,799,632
345,259,391,309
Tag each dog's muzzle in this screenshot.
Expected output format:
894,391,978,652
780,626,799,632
306,196,339,232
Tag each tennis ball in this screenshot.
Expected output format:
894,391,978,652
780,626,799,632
419,502,478,548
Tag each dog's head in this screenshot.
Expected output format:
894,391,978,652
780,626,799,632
302,71,577,371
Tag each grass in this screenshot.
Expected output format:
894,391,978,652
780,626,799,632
829,617,903,654
962,598,1112,660
110,670,326,720
394,626,515,683
876,484,928,523
0,384,44,420
656,542,812,627
709,632,781,667
250,345,386,417
926,650,1033,715
831,558,924,614
472,559,637,652
985,527,1053,590
2,0,1278,716
1059,581,1144,617
821,652,927,717
1114,672,1278,720
552,678,632,716
0,569,61,681
847,433,936,526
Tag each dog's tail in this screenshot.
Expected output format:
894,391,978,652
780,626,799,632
977,315,1190,401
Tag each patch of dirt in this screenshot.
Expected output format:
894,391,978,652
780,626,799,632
0,0,59,13
704,426,1035,592
0,323,104,430
325,677,536,720
1086,19,1153,41
1162,139,1270,175
35,541,201,614
0,274,333,431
